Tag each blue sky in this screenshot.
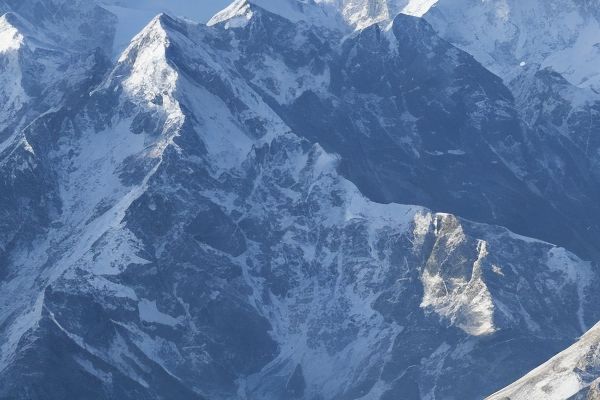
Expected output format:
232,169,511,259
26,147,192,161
105,0,235,55
144,0,233,22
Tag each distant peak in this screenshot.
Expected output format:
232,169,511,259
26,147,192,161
130,12,189,43
208,0,438,31
208,0,344,30
207,0,254,28
317,0,438,29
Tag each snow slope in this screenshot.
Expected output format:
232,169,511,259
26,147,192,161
488,322,600,400
422,0,600,90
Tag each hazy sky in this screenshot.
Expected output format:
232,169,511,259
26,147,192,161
141,0,233,22
104,0,235,55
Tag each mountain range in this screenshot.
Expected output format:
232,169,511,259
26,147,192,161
0,0,599,399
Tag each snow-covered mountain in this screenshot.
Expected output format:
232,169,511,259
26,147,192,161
209,0,436,30
488,321,600,400
421,0,600,91
0,0,599,399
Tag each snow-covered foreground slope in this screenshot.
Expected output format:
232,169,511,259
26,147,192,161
0,1,599,399
488,322,600,400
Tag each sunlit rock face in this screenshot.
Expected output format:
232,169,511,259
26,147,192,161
0,1,599,400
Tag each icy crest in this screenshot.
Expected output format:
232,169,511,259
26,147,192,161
208,0,438,31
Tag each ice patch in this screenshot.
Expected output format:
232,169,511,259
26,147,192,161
138,299,181,326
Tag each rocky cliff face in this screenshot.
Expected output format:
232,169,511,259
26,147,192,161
0,1,599,399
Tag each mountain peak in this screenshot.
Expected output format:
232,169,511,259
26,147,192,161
207,0,256,28
208,0,346,31
0,12,24,52
318,0,438,28
208,0,438,31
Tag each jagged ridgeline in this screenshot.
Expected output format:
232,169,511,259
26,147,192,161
0,1,599,399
